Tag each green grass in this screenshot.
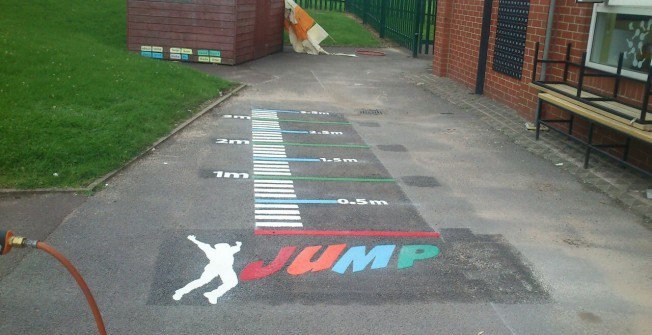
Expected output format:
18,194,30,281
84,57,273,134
0,1,232,189
286,10,382,47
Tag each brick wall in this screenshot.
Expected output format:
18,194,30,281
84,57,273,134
433,0,652,172
127,0,283,65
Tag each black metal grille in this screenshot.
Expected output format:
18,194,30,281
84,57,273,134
492,0,530,79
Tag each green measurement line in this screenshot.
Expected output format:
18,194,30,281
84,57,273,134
254,176,395,183
253,141,369,148
253,117,351,125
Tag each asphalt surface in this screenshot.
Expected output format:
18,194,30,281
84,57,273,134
1,47,651,334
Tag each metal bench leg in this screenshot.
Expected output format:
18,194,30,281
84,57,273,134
568,114,575,136
584,122,594,169
535,97,543,140
623,137,631,162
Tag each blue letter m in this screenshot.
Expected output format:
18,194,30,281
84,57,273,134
331,245,396,274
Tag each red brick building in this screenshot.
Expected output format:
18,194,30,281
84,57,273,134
433,0,652,172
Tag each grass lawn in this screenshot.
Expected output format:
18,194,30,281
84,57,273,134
286,10,382,48
0,1,232,189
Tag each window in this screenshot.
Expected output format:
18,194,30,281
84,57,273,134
587,3,652,81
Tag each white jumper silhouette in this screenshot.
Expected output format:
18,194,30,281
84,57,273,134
172,235,242,304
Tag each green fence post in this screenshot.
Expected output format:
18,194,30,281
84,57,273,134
412,0,422,57
379,0,387,38
363,0,370,24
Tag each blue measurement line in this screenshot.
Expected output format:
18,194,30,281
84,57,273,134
253,157,321,162
252,128,310,134
255,199,339,204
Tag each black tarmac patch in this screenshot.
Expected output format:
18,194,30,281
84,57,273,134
148,229,549,306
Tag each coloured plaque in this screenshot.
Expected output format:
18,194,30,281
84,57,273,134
140,46,152,52
170,53,182,60
181,54,189,61
197,50,210,56
209,50,221,57
181,48,193,55
198,56,210,63
152,52,164,59
170,47,181,54
140,51,152,57
152,46,163,53
210,57,222,63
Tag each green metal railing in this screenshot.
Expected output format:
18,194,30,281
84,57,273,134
293,0,436,56
294,0,346,12
347,0,436,56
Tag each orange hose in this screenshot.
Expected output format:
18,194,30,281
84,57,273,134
36,242,107,335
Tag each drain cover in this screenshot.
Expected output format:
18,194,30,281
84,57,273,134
360,109,383,115
357,122,381,127
377,145,407,152
401,176,440,187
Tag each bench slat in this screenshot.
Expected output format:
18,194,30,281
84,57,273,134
538,93,652,143
530,83,652,131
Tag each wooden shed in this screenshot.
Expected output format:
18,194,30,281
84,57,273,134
127,0,284,65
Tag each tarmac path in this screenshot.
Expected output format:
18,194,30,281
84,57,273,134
1,47,651,334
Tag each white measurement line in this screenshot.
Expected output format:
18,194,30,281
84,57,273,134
254,163,290,167
253,144,285,148
254,172,292,176
253,150,285,156
255,210,301,215
253,129,282,133
255,215,301,220
253,161,289,165
253,148,286,152
254,179,294,184
255,193,297,198
253,184,294,189
255,204,299,208
254,169,292,174
253,149,286,153
253,155,288,158
253,133,283,137
255,222,303,228
253,139,283,142
252,135,283,140
252,121,280,126
253,149,286,152
254,169,291,174
254,168,291,172
253,153,287,157
252,113,278,116
254,188,295,193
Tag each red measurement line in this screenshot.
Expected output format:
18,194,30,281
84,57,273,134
255,230,440,238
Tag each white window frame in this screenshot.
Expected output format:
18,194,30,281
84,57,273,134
586,3,652,81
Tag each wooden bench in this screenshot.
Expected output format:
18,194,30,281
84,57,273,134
531,43,652,130
535,93,652,177
530,43,652,176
